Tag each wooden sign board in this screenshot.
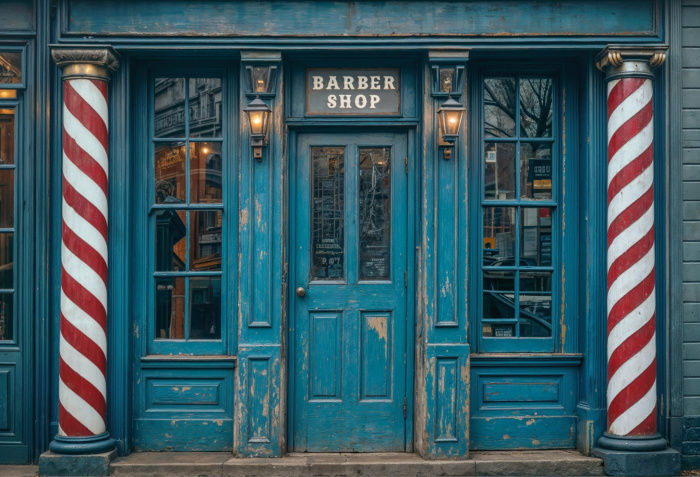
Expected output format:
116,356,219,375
306,68,400,116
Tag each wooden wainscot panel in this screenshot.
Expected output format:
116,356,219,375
149,380,221,408
483,379,560,404
62,0,658,38
0,368,10,430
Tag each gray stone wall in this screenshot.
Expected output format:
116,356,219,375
683,0,700,466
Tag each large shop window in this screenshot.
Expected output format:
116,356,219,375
478,72,560,353
149,74,226,355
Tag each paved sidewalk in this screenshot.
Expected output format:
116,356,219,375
1,450,609,477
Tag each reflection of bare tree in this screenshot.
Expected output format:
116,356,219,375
485,77,553,152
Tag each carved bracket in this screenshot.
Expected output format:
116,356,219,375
50,45,120,81
596,44,668,76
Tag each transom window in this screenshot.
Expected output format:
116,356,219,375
479,73,558,352
150,73,226,354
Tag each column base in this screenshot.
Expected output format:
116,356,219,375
38,449,116,476
48,432,116,454
593,433,680,476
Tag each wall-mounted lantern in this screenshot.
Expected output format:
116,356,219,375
245,65,278,96
438,97,466,143
429,50,469,160
244,97,271,161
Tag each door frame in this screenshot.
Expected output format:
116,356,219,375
286,125,418,453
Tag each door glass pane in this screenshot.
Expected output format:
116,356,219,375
154,78,186,138
484,77,516,138
189,277,221,339
155,143,186,204
311,147,345,280
520,77,553,138
520,207,553,266
190,142,222,203
0,109,14,164
155,210,186,272
484,142,515,200
359,147,391,280
190,210,222,271
188,78,222,138
0,52,22,84
155,277,185,339
520,143,552,200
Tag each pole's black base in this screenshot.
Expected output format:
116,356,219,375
593,433,681,476
48,432,116,454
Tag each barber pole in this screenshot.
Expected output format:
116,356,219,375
59,77,110,437
605,75,657,436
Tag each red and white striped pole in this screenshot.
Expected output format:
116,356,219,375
594,46,679,476
50,47,119,455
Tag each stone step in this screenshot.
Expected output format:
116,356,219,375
109,450,604,477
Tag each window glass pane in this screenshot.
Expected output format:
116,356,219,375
155,143,186,204
154,78,186,138
519,293,552,337
189,277,221,340
312,147,345,280
0,52,21,84
155,210,186,272
190,142,222,203
0,233,13,289
520,143,552,200
190,210,222,271
520,271,552,293
0,293,13,341
484,142,515,200
483,269,514,292
0,170,14,229
483,206,516,266
155,277,185,339
189,78,222,138
359,147,391,280
483,323,515,338
484,77,516,138
520,77,553,138
520,208,553,266
0,109,14,164
483,290,516,319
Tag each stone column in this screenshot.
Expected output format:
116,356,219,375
41,46,119,476
593,45,679,477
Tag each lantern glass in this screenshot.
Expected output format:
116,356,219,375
437,98,465,143
251,67,269,93
248,109,266,136
439,67,455,93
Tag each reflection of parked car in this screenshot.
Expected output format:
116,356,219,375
483,256,537,291
483,292,552,337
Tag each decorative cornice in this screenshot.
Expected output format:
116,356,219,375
595,45,668,75
50,45,120,81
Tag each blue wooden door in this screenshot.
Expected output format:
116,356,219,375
291,132,408,452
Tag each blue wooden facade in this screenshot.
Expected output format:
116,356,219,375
0,0,694,473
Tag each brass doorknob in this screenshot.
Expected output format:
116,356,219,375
296,287,306,297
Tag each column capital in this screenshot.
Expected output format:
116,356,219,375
595,44,668,80
50,45,120,82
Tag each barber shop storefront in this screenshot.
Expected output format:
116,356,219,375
0,0,693,475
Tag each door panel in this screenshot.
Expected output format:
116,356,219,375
292,132,407,452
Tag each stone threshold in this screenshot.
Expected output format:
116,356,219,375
108,450,605,477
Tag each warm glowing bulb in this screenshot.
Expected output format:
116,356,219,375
253,117,261,124
449,117,457,123
202,147,209,154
